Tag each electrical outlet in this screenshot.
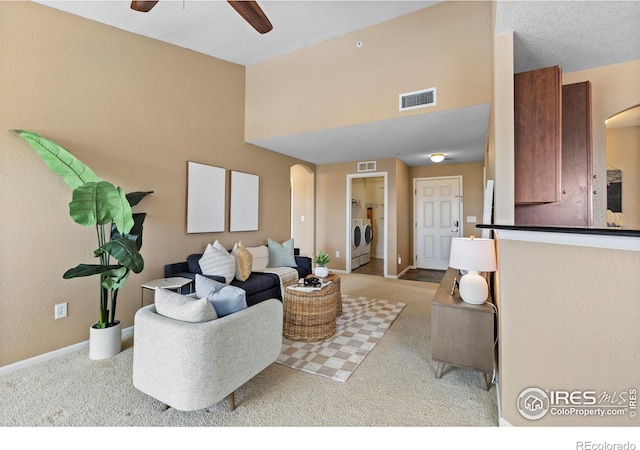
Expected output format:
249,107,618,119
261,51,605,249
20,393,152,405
55,302,67,320
335,251,340,258
398,255,402,264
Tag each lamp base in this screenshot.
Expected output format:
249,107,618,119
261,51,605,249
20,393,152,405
458,271,488,304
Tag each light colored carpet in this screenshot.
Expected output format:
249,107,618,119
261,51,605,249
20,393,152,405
0,273,499,428
277,295,406,381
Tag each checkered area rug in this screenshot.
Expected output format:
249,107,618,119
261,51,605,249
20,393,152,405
276,295,406,382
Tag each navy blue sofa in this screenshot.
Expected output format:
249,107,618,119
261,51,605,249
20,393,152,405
164,251,312,307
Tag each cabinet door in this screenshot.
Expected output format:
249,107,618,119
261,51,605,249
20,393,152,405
514,65,562,204
515,81,593,226
431,304,494,373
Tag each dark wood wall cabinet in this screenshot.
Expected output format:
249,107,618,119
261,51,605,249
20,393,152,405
514,64,594,227
514,65,563,204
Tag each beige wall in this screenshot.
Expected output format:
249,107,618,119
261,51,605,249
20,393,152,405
316,158,409,276
563,60,640,228
0,2,306,366
606,125,640,230
497,236,640,426
490,31,515,226
396,159,412,274
245,1,492,141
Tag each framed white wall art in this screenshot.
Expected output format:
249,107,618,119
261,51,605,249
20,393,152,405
230,171,259,232
186,161,226,233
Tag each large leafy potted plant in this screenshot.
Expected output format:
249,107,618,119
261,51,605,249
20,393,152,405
13,130,152,360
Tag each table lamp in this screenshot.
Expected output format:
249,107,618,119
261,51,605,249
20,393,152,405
449,236,497,304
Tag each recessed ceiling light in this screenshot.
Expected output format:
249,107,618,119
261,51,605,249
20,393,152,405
430,153,445,163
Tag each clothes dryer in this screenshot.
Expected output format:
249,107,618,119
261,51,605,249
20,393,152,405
360,219,372,265
351,219,362,269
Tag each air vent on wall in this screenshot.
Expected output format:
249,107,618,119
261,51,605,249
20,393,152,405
357,161,376,172
399,87,436,111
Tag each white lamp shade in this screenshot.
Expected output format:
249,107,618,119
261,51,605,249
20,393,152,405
449,237,497,272
430,153,445,163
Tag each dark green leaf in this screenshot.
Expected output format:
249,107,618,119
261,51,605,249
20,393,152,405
112,213,146,250
126,191,153,207
95,238,144,273
100,267,130,290
63,264,119,279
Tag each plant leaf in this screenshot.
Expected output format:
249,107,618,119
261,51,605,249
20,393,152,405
112,212,146,251
126,191,153,207
12,130,101,189
100,267,130,290
63,264,119,279
95,238,144,273
69,181,133,234
113,187,134,235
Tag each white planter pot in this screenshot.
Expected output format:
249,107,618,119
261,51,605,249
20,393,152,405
314,266,329,278
89,321,122,360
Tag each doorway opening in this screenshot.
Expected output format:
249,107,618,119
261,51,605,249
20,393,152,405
290,164,315,257
347,173,387,277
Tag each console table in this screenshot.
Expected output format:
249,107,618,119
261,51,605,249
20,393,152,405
431,267,496,390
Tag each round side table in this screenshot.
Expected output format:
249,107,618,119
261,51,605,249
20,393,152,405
283,282,337,341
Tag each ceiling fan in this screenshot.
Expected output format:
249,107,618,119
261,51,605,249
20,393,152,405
130,1,273,34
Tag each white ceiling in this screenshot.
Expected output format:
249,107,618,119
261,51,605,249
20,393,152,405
35,0,640,167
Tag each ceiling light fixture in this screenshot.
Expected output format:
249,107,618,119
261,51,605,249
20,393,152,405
430,153,445,163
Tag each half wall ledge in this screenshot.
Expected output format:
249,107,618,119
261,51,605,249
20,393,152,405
476,224,640,252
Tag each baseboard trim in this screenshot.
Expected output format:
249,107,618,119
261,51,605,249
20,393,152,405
0,326,134,376
396,265,412,278
499,417,513,426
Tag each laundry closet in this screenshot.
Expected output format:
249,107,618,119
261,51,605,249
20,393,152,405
350,177,384,271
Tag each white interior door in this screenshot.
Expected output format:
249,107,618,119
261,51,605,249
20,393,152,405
415,177,461,270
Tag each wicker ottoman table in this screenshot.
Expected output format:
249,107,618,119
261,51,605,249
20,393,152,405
283,282,338,341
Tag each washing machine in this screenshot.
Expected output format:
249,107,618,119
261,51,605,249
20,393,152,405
360,219,372,265
351,219,362,269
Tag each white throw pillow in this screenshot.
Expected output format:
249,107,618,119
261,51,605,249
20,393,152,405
198,242,235,284
154,288,218,323
247,245,269,271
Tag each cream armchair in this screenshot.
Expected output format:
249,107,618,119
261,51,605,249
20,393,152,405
133,298,283,412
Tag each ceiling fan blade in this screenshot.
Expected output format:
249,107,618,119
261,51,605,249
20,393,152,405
227,1,273,34
131,1,159,13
